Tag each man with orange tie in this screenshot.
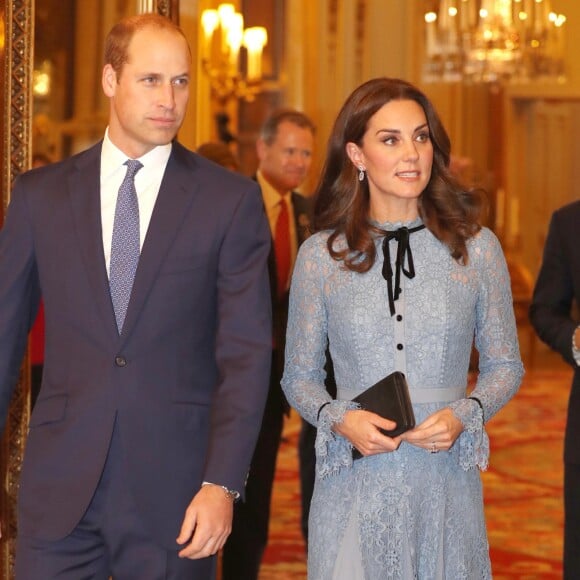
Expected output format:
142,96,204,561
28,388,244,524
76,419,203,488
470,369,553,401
221,109,316,579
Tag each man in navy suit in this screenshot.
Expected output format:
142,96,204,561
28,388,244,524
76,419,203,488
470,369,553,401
0,13,271,579
530,200,580,580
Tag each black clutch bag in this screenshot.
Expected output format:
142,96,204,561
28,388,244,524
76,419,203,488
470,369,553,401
352,371,415,459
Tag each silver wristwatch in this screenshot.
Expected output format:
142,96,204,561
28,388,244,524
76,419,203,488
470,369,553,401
201,481,240,501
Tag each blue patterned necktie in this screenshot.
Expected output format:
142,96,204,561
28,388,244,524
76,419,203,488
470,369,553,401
109,159,143,332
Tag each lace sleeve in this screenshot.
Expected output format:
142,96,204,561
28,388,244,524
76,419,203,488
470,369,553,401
282,235,332,424
449,228,525,471
281,235,357,476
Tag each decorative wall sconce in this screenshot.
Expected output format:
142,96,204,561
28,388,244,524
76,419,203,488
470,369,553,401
201,3,268,106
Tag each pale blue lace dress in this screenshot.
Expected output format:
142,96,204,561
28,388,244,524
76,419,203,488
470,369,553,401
281,219,524,579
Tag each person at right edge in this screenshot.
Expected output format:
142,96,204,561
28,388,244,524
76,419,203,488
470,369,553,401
529,200,580,580
281,77,524,578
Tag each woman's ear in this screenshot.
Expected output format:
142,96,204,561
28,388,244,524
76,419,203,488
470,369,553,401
346,142,364,170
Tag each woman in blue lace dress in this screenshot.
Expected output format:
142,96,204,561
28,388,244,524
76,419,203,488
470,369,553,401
281,78,524,579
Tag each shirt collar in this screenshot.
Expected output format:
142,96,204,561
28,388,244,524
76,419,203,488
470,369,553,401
257,170,292,212
101,128,173,177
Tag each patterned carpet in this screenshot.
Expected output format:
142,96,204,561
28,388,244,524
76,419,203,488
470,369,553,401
254,349,572,579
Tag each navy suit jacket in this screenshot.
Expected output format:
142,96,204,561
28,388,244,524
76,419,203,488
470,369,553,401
530,200,580,463
0,140,272,547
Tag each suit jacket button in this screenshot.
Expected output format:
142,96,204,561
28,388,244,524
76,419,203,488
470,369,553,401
115,356,127,367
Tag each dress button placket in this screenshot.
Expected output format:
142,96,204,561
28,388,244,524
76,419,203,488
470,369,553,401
393,283,406,374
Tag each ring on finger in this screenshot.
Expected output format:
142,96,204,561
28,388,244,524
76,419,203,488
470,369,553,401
429,442,438,454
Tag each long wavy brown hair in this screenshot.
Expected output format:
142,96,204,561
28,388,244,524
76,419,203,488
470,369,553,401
314,77,485,272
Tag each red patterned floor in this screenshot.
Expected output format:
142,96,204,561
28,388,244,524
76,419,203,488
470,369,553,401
255,354,571,579
484,365,570,579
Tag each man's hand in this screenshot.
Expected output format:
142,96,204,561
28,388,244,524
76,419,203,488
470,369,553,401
176,484,234,559
333,409,402,457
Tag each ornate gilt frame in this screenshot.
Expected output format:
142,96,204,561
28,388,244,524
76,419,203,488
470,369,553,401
0,1,33,575
0,1,178,575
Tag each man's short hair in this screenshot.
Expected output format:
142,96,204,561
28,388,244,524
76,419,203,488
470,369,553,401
259,109,316,145
104,13,190,79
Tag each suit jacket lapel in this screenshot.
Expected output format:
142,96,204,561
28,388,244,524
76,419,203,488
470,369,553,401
119,144,199,341
68,142,119,337
291,191,313,246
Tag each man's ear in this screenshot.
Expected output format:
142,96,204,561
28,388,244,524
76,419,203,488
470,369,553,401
102,64,117,98
346,142,364,170
256,138,268,162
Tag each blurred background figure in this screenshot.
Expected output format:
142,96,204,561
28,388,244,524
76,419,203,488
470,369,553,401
197,141,240,172
221,108,316,580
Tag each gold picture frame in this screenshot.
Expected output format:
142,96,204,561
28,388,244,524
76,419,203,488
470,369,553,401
0,1,34,574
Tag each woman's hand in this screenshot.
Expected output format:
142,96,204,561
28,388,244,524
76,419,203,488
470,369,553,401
333,409,402,457
400,408,463,453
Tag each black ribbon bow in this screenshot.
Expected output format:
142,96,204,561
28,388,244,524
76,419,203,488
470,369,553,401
381,224,426,316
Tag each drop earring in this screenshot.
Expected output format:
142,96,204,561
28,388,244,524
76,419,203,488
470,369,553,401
358,167,365,182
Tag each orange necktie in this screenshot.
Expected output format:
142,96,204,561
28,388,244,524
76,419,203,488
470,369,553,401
274,196,291,299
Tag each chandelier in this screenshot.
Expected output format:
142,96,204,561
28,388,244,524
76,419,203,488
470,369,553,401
201,3,268,106
422,0,567,83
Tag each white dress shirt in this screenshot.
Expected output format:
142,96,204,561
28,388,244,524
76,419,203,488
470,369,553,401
100,129,172,275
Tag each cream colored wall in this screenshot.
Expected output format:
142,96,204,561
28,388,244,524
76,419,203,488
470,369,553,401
502,1,580,277
504,90,580,275
179,0,206,150
554,0,580,87
366,0,414,82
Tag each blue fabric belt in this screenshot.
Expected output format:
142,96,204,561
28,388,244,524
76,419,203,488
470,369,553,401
339,385,465,405
409,386,465,404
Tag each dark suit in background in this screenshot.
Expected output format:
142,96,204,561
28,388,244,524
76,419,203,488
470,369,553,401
222,191,312,579
222,110,316,580
530,200,580,580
